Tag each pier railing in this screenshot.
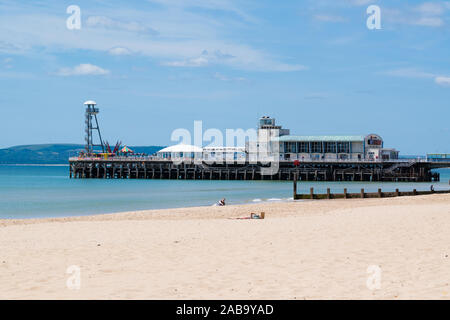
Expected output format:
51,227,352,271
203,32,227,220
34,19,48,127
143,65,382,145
69,156,429,164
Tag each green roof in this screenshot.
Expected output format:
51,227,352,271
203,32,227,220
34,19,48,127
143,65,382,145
274,135,365,142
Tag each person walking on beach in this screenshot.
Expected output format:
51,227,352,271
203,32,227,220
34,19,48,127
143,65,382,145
430,185,434,192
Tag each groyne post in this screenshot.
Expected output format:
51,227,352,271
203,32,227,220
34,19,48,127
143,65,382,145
293,174,297,199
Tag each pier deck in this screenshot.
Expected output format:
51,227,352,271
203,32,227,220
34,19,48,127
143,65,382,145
69,158,449,182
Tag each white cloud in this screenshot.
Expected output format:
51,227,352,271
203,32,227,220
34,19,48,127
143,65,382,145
414,2,445,16
108,47,132,56
435,76,450,86
382,68,435,79
0,3,305,73
56,64,110,76
86,16,158,35
163,50,232,67
147,0,256,22
162,49,306,71
0,40,29,55
164,56,209,67
382,68,450,88
412,2,447,27
382,2,450,28
413,17,444,27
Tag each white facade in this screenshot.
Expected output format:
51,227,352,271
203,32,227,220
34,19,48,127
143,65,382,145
156,144,246,162
203,147,246,162
255,117,399,161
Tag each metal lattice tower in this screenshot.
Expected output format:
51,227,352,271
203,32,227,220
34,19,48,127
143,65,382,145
84,100,104,154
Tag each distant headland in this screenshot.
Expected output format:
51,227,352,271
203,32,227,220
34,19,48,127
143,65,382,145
0,144,164,165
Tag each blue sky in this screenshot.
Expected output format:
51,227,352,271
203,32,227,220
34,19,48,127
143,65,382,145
0,0,449,154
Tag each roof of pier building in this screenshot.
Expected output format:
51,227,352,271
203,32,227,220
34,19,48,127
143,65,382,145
273,135,366,142
157,144,203,153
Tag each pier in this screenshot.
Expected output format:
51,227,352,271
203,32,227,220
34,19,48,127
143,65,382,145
69,157,448,182
69,101,450,182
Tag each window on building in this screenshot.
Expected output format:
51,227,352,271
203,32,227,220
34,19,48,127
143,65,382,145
284,142,297,153
324,142,336,153
297,142,309,153
311,142,322,153
337,142,350,153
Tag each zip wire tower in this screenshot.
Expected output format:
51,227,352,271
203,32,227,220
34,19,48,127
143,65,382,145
84,100,104,154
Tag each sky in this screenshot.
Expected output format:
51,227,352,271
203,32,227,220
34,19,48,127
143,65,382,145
0,0,449,154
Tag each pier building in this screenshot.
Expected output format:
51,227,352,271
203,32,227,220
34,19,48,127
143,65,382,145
156,145,246,162
255,116,399,162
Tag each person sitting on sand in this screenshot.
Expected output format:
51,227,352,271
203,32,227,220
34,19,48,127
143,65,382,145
218,198,226,206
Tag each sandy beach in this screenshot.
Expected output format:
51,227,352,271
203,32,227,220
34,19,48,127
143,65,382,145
1,194,450,300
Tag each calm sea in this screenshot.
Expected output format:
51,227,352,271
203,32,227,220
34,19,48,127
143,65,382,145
0,165,449,219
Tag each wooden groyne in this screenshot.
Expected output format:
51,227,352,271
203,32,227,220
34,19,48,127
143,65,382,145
293,184,450,200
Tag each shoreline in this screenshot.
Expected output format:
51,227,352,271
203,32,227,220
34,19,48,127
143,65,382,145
1,193,448,225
